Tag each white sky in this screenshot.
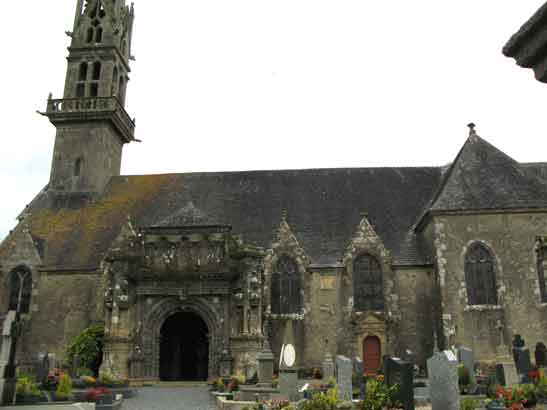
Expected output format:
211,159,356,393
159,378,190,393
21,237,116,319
1,1,547,241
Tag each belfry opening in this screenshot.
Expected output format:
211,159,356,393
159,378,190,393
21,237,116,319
159,312,209,381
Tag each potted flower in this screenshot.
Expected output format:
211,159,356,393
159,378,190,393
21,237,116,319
15,376,43,404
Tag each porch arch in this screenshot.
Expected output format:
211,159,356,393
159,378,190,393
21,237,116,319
142,297,221,380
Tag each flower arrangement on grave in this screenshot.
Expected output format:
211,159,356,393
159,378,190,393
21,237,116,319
227,373,246,392
485,385,538,410
312,367,323,380
536,370,547,401
299,386,342,410
97,371,128,388
85,386,113,403
55,373,73,401
15,376,43,404
460,397,479,410
242,399,295,410
213,377,225,392
458,364,471,393
82,375,97,387
360,375,402,410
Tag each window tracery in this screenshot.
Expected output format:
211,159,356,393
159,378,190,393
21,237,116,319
271,255,301,315
353,253,384,312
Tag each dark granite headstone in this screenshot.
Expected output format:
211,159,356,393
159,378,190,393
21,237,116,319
384,356,414,410
512,335,525,363
535,343,547,367
514,348,532,376
353,357,364,399
458,347,476,391
35,355,48,385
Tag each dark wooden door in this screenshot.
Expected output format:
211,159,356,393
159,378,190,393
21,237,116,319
363,336,381,374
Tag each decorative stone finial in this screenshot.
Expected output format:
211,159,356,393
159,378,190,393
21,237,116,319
467,122,477,137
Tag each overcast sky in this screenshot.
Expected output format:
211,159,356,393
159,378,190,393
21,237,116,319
1,1,546,241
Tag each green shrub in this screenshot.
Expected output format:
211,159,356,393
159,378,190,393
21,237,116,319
460,397,478,410
300,386,342,410
55,374,73,401
66,325,104,376
360,378,401,410
537,370,547,399
16,377,41,397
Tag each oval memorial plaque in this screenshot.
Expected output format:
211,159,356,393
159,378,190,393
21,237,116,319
283,344,296,367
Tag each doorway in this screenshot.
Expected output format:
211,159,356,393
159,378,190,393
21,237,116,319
159,311,209,381
363,335,381,374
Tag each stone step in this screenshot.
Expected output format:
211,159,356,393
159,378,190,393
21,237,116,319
147,381,208,388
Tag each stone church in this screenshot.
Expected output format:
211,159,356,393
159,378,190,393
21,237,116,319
1,0,547,382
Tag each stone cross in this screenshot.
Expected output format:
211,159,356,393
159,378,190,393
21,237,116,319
427,351,460,410
0,311,18,406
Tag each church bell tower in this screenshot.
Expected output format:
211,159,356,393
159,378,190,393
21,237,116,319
45,0,135,193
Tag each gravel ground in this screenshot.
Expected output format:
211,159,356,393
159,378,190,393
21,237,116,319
123,386,216,410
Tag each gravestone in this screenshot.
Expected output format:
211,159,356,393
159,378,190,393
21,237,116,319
336,355,353,402
279,320,299,401
35,354,49,385
515,348,532,376
71,354,81,378
458,347,476,392
0,311,18,406
353,357,364,399
427,351,460,410
384,356,415,410
257,339,274,387
535,343,547,367
322,352,335,381
495,362,519,387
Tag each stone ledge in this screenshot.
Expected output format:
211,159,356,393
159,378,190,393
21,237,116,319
463,305,503,312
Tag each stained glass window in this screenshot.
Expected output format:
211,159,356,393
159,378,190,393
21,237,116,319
353,254,384,312
465,243,497,306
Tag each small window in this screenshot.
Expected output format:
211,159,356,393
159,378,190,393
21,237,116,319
78,63,88,81
86,27,94,43
8,267,32,314
92,62,101,81
111,66,119,96
353,253,384,311
465,242,497,306
90,83,99,97
74,157,83,177
76,83,85,98
271,256,302,315
118,76,126,102
96,27,103,43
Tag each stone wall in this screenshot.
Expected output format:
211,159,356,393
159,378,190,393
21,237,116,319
21,272,102,364
430,212,547,359
394,266,435,366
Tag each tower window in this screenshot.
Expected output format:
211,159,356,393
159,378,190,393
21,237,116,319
111,66,119,96
8,266,32,314
96,27,103,43
90,83,99,97
78,62,88,81
465,242,497,306
74,157,83,177
353,253,384,312
119,76,126,103
86,27,94,43
76,83,85,98
271,256,302,315
92,62,101,81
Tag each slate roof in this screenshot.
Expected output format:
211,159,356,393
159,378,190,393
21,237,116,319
503,2,547,82
428,133,547,211
1,135,546,271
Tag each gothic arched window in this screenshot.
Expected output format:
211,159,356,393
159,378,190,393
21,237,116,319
271,256,301,315
74,157,83,177
465,242,497,306
78,63,88,82
86,27,94,43
8,266,32,313
353,253,384,312
92,62,101,81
